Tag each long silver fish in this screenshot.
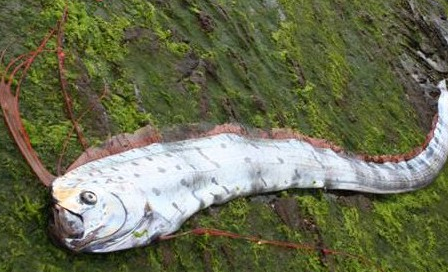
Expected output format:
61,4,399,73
49,80,448,253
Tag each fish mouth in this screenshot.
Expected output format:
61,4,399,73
48,204,85,249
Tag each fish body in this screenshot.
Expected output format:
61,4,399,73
50,80,448,253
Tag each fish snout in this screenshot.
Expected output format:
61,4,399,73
49,204,84,242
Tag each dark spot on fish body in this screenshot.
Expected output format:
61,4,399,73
118,176,124,180
415,157,428,167
292,169,301,181
222,186,230,194
210,193,223,203
425,146,434,159
146,157,153,161
134,173,141,177
244,157,252,163
211,177,219,185
152,188,161,196
290,182,299,187
176,165,182,170
249,142,260,149
189,164,197,170
132,161,139,166
323,179,332,189
277,157,285,164
220,143,227,148
373,168,387,182
250,181,264,194
111,167,119,171
157,167,167,173
166,153,173,157
195,147,221,168
260,177,268,187
172,202,183,214
405,162,415,171
311,151,326,169
434,137,440,145
180,178,189,187
144,202,152,214
249,167,266,193
191,190,204,206
191,174,209,190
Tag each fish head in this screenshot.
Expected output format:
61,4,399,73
49,173,173,253
49,181,129,252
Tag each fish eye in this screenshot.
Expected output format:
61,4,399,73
80,191,97,205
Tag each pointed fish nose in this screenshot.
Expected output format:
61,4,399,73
51,204,84,239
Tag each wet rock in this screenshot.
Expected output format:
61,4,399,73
198,11,215,33
328,192,373,212
273,197,306,230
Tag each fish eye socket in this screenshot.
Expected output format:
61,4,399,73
80,191,97,205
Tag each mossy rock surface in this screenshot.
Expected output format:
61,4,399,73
1,1,448,271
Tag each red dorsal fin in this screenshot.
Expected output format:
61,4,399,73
67,125,161,172
66,123,248,172
66,108,441,173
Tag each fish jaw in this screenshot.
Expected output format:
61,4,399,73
48,204,85,251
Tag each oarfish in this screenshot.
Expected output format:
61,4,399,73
47,80,448,252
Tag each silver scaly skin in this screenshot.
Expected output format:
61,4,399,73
50,80,448,253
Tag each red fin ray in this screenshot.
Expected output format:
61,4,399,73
67,125,161,172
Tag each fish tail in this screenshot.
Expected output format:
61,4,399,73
326,80,448,193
